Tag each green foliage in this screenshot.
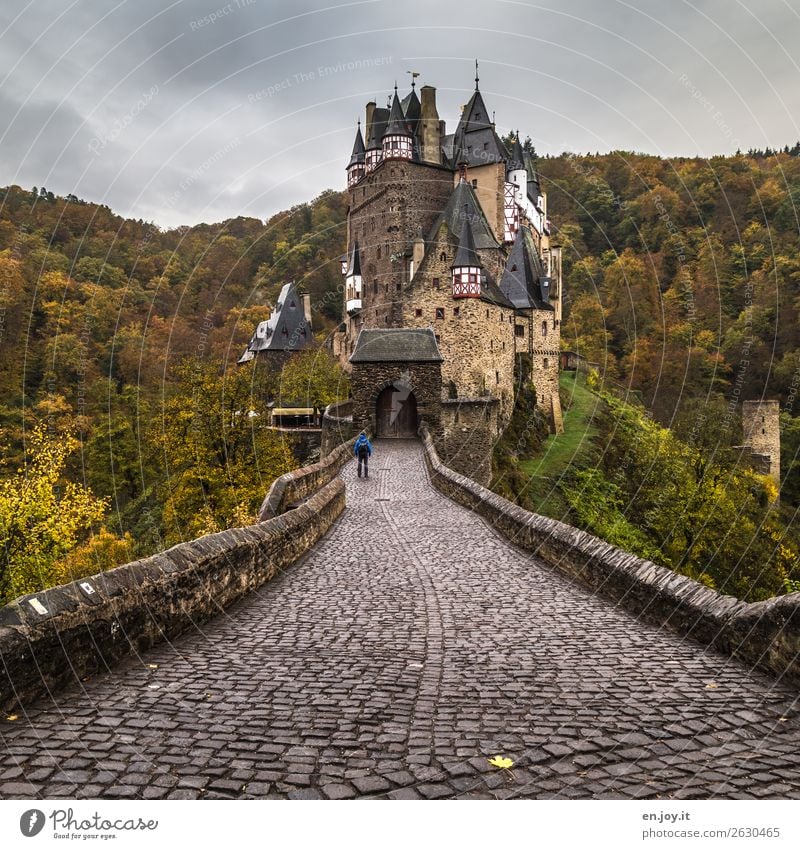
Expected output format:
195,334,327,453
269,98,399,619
568,390,800,601
156,360,295,543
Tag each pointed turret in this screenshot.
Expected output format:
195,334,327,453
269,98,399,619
382,86,413,160
345,240,363,315
365,104,388,172
499,227,551,309
347,122,366,187
507,131,527,208
451,208,482,298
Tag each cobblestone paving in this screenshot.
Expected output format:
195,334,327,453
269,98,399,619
1,440,799,799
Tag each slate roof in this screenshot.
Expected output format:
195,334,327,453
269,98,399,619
348,123,365,167
366,107,389,149
238,282,313,362
385,90,411,136
349,328,443,363
426,180,499,250
507,133,525,172
499,227,553,310
452,216,481,268
346,240,361,277
400,87,421,129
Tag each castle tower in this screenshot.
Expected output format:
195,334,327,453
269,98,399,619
347,123,365,187
451,210,482,298
333,66,565,480
345,240,363,316
742,400,781,487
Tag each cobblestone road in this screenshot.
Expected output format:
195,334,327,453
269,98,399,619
1,440,799,799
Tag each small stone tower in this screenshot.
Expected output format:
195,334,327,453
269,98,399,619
742,400,781,486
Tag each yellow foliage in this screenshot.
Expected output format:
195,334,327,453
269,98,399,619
59,528,135,584
0,424,109,604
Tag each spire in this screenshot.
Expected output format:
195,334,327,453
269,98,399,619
507,131,525,172
452,207,481,269
348,121,365,167
385,89,411,136
475,59,479,90
347,239,362,277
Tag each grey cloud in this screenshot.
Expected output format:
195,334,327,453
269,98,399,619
1,0,799,227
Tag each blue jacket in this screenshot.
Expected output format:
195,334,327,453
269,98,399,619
354,435,372,457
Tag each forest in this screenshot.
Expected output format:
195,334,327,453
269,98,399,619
1,143,800,604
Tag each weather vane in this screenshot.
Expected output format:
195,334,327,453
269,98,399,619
406,70,420,88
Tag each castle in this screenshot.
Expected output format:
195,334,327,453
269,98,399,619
332,66,563,482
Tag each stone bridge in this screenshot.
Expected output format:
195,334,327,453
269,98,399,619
1,440,798,800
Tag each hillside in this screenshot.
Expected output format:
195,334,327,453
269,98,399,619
2,144,800,602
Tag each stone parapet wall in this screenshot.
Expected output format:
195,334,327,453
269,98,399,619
321,400,355,457
419,424,800,687
259,436,355,519
0,477,346,712
438,398,498,486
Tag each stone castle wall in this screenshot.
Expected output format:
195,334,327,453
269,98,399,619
350,360,442,437
439,398,499,486
742,400,781,484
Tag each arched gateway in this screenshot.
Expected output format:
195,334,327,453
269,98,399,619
348,328,442,440
375,385,418,437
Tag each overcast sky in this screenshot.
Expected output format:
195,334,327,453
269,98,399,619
1,0,799,228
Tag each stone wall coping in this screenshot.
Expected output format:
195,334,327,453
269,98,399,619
418,423,800,688
0,478,347,711
259,436,356,520
441,397,500,407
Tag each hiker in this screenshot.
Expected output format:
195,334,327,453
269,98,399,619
354,431,372,478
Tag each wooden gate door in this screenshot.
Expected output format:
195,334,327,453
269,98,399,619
376,386,418,437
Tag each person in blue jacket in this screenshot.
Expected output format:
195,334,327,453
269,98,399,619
354,431,372,479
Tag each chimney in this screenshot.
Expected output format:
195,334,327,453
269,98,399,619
301,293,312,325
365,101,376,146
420,85,441,164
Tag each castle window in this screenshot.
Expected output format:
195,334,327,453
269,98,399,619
496,371,500,384
544,358,549,368
440,252,446,262
502,341,505,350
385,315,389,324
377,246,381,259
396,283,401,291
453,306,460,317
511,264,517,272
762,428,766,434
435,334,440,343
415,308,423,317
373,281,378,294
472,179,478,188
542,321,548,337
515,324,525,337
486,309,489,318
433,277,440,289
483,142,488,150
436,307,444,320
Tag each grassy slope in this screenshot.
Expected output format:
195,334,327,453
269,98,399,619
518,370,603,518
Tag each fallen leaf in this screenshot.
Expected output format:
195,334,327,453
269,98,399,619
705,682,719,689
488,756,514,769
147,664,158,670
5,714,19,721
779,717,788,722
